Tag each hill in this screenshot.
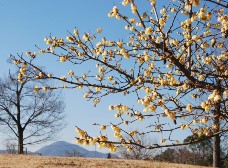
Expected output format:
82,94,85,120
35,141,116,158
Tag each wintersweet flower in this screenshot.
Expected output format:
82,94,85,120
151,0,156,6
33,86,40,92
214,95,221,102
47,74,52,78
186,104,193,112
159,18,165,26
93,99,100,104
193,0,200,6
145,27,152,35
45,39,52,45
13,60,20,65
59,56,69,62
109,105,114,110
97,28,102,33
122,0,130,6
68,70,74,76
160,139,165,144
73,28,78,35
198,74,205,81
100,125,106,130
19,68,26,75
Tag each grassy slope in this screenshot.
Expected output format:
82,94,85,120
0,154,211,168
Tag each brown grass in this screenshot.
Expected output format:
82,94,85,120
0,154,211,168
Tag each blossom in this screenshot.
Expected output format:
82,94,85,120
151,0,156,6
39,49,45,54
33,86,40,92
182,83,189,90
109,105,114,110
97,28,102,33
99,67,105,74
170,8,176,13
214,95,221,102
47,74,52,78
73,28,79,35
93,99,100,104
193,0,200,6
45,38,52,45
108,76,113,81
186,104,193,112
159,18,165,26
122,0,130,6
59,56,69,62
145,27,152,35
131,4,137,14
42,86,50,91
160,139,165,144
160,8,166,15
66,35,75,42
198,74,205,81
19,68,26,75
112,6,118,15
68,70,74,76
100,125,106,130
13,60,21,65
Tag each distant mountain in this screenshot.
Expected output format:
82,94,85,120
35,141,117,158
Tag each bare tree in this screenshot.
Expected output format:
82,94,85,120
154,147,199,165
5,141,17,154
118,134,157,160
11,0,227,166
0,72,65,154
64,150,84,157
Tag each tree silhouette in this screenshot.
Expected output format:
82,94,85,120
0,72,65,154
184,134,213,166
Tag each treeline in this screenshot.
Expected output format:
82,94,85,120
154,135,228,167
154,147,228,167
118,134,228,167
154,147,212,166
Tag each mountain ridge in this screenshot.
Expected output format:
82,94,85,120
35,141,117,158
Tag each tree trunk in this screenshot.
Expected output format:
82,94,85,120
213,130,220,167
213,81,222,168
213,116,220,167
18,129,24,154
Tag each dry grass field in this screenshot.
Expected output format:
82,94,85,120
0,154,211,168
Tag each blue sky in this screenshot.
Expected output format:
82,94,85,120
0,0,190,152
0,0,143,152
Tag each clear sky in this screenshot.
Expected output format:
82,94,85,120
0,0,141,152
0,0,188,153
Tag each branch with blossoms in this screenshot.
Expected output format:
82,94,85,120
10,0,227,157
204,0,228,8
74,126,228,152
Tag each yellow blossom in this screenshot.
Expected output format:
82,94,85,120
100,125,106,130
68,70,74,76
145,27,152,35
33,86,40,92
97,28,102,33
